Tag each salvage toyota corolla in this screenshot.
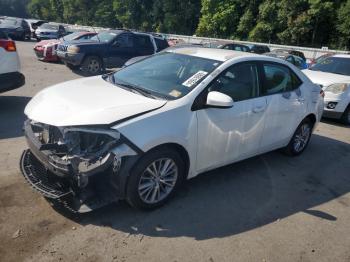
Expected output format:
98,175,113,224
20,47,324,213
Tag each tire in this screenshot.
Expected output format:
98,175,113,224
283,119,313,156
81,56,103,76
20,32,26,41
340,105,350,125
126,148,185,210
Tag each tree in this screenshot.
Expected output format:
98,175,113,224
337,0,350,49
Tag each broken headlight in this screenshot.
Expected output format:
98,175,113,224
62,127,120,158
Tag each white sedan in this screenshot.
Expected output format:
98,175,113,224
303,54,350,124
20,47,323,212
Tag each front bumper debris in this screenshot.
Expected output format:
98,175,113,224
20,120,140,213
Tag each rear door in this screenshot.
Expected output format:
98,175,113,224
259,62,306,152
134,34,155,56
107,33,135,67
196,62,267,172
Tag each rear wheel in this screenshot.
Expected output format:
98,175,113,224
126,148,185,209
81,56,103,76
284,119,313,156
340,105,350,125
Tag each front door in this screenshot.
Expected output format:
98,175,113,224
107,33,136,68
196,62,267,173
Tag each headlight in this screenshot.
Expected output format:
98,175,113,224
67,45,80,54
62,127,120,156
325,83,349,94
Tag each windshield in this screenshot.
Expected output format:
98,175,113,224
1,19,19,27
39,24,58,30
91,32,116,42
310,57,350,76
111,52,221,99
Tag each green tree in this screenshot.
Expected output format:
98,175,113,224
337,0,350,49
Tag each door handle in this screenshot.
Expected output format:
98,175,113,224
253,106,266,113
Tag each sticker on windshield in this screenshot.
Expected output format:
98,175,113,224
169,90,182,97
182,71,208,88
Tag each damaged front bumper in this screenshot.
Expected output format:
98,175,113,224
20,120,141,213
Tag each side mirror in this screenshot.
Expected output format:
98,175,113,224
206,91,234,109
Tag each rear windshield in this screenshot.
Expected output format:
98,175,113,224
1,19,19,27
310,57,350,76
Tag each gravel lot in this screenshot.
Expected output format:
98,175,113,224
0,41,350,262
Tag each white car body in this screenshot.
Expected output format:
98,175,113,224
0,34,25,93
303,54,350,122
22,48,323,212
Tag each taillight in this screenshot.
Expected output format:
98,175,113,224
320,90,325,98
0,39,16,52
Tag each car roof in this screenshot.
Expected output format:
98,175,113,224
168,47,258,61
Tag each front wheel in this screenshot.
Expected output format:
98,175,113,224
81,56,103,76
284,119,313,156
126,148,185,209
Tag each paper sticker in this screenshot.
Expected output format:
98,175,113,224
182,71,208,88
169,90,182,97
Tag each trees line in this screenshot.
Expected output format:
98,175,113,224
1,0,350,50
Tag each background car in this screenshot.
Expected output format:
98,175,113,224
25,19,47,39
35,23,66,41
0,30,25,93
246,44,270,54
0,17,31,40
303,54,350,124
57,30,167,75
265,52,308,70
33,31,97,62
203,40,251,52
21,48,323,212
271,49,306,61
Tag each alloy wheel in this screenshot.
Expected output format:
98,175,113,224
88,59,100,74
293,123,311,153
138,158,178,204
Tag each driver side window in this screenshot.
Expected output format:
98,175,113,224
208,63,260,102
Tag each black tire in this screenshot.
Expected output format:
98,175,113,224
340,105,350,125
81,56,103,76
283,119,313,156
20,32,26,41
126,147,185,210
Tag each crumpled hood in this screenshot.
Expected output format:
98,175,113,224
302,69,350,87
25,76,167,127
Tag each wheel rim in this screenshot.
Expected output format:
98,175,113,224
293,123,311,152
138,158,178,204
88,59,100,73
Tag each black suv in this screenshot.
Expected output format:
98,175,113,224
0,17,31,40
57,30,169,75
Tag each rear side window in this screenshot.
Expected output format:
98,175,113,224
154,38,169,51
262,63,302,95
208,63,260,102
135,35,153,49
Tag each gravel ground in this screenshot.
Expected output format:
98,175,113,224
0,41,350,262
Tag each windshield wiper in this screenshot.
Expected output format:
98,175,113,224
115,81,158,99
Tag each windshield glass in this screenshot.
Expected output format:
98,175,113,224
310,57,350,76
111,52,221,99
91,32,116,42
2,19,19,27
39,24,58,30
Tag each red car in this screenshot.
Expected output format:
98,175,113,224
33,31,96,62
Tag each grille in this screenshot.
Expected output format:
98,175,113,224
57,45,68,52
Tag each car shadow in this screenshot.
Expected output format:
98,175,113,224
321,117,350,128
60,134,350,240
0,96,31,139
